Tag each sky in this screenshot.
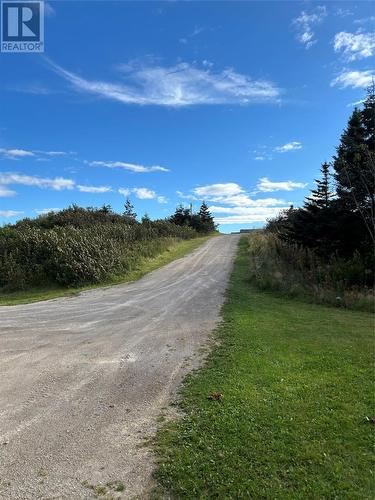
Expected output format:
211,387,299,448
0,0,374,233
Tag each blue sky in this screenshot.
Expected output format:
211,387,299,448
0,1,374,232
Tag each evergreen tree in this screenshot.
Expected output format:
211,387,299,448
123,198,137,222
305,162,333,210
169,205,192,226
100,204,112,214
333,109,371,210
362,82,375,148
333,94,374,243
141,212,151,224
197,202,216,233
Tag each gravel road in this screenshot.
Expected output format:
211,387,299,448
0,235,239,499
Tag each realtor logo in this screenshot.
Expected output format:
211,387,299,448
1,1,44,52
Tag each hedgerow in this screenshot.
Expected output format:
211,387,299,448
0,220,197,290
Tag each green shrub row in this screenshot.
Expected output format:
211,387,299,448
0,221,196,290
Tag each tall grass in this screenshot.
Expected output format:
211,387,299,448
0,221,196,290
246,232,374,312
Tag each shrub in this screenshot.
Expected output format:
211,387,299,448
246,232,374,312
0,220,197,290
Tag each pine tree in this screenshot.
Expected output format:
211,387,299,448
305,162,333,210
123,198,137,222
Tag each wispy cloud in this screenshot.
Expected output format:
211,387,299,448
0,210,23,217
89,160,169,173
0,186,16,197
331,70,375,89
257,177,307,192
0,173,119,196
274,141,302,153
333,31,375,61
0,147,75,160
253,141,302,160
77,185,112,193
0,173,75,190
354,16,375,25
34,208,61,215
118,187,167,203
0,148,34,159
179,25,204,44
293,6,327,49
48,58,281,107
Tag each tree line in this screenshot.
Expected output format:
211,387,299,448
267,85,374,283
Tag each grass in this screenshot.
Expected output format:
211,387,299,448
0,236,212,306
154,237,375,499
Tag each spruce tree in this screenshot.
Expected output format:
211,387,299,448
123,198,137,222
333,94,374,244
198,202,216,233
305,162,333,210
362,82,375,148
333,108,371,210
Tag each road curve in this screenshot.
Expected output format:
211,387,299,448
0,235,239,499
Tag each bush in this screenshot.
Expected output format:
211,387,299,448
246,232,374,312
0,220,197,290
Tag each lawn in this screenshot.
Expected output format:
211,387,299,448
0,236,211,306
154,238,374,498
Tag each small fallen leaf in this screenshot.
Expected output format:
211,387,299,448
208,392,223,401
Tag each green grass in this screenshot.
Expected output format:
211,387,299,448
0,236,211,306
154,238,375,499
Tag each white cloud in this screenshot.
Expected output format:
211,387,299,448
132,187,156,200
333,31,375,61
77,185,112,193
0,210,23,217
0,148,74,160
0,148,34,159
0,173,75,191
118,187,166,203
335,8,353,18
118,188,130,197
48,58,281,107
274,141,302,153
89,160,169,173
331,70,375,89
210,206,288,224
257,177,307,192
0,186,16,197
354,16,375,25
176,190,198,201
194,183,243,198
347,99,366,107
34,208,61,215
180,182,290,225
214,214,280,225
293,6,327,49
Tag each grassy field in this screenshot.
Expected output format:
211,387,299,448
154,238,374,498
0,236,211,306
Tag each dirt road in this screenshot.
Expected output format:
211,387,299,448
0,235,239,499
